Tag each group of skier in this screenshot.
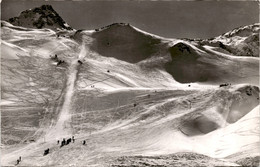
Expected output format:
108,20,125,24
41,136,87,158
50,54,84,66
15,52,115,166
219,83,231,87
50,54,66,66
59,136,75,148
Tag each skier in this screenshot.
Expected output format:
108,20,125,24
78,60,83,64
57,60,62,66
66,138,71,145
72,136,75,143
43,148,49,156
83,140,86,145
57,140,59,145
61,138,66,147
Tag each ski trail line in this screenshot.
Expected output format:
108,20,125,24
45,43,87,141
45,61,78,140
1,44,87,165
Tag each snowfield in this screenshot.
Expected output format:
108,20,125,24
1,18,259,167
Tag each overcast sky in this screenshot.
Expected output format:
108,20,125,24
1,0,259,39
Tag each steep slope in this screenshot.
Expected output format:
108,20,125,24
88,23,168,63
179,85,259,136
197,105,260,160
1,21,77,145
75,25,259,86
165,42,259,84
7,5,73,30
1,13,259,167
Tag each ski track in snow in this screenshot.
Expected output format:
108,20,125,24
45,60,78,140
45,43,87,140
1,44,87,165
1,22,259,166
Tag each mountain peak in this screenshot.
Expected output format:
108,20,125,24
221,23,259,38
7,5,73,30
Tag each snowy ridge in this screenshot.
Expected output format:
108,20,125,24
208,23,259,57
220,23,260,38
1,7,259,167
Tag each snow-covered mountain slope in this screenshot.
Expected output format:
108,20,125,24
1,6,259,166
165,42,259,84
73,23,259,85
197,104,260,160
201,23,259,57
89,23,168,63
7,5,73,31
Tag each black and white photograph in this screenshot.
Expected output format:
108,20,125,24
0,0,259,166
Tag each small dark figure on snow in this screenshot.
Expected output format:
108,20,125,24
57,60,65,66
219,83,229,87
19,156,21,162
57,60,62,66
246,88,253,96
43,148,49,156
61,138,66,147
72,136,75,143
57,140,59,145
134,103,137,107
107,70,110,73
51,54,58,61
78,60,83,64
16,159,20,165
83,140,86,145
66,138,71,145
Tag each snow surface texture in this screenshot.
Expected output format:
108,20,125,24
1,6,259,167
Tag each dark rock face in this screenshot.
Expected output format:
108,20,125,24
7,5,72,30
